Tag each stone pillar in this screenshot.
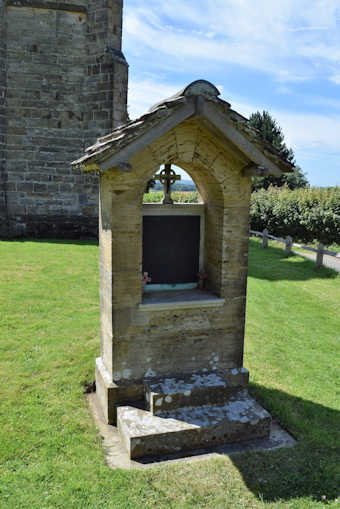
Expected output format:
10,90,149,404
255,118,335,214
85,0,128,143
96,174,142,424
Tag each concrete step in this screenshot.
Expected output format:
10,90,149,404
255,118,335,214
145,370,249,414
118,389,271,459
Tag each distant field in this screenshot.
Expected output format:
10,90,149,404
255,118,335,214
0,238,339,508
143,190,199,203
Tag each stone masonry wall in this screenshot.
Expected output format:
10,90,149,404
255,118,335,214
1,0,128,238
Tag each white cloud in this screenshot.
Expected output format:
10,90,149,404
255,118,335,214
124,0,340,84
127,79,180,119
299,43,340,63
229,95,340,156
308,95,340,110
127,76,340,182
330,74,340,85
273,111,340,155
288,26,329,32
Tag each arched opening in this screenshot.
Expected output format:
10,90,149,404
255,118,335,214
143,165,200,204
138,156,224,303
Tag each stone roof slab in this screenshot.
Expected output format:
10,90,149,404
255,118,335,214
72,80,294,177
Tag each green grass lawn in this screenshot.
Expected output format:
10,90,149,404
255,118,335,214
0,239,339,509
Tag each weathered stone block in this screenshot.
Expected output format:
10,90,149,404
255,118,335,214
145,371,249,415
118,389,271,459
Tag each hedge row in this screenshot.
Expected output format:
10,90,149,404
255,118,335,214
250,186,340,245
144,187,340,246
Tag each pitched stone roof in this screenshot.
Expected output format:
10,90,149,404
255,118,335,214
72,80,294,175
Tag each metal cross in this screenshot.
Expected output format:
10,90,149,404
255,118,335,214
155,164,181,204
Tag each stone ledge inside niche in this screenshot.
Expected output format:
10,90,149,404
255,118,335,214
139,288,225,311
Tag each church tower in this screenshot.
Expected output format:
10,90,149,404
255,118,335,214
0,0,128,238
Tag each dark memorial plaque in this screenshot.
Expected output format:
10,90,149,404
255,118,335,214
143,215,200,284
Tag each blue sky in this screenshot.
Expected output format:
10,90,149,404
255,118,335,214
122,0,340,187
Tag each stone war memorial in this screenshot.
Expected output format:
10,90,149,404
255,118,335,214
73,80,293,460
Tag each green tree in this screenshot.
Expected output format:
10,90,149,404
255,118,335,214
145,178,156,193
249,110,309,191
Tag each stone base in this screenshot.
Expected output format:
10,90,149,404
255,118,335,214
95,360,250,426
95,363,274,460
118,389,271,459
88,393,296,469
95,358,118,425
95,358,144,425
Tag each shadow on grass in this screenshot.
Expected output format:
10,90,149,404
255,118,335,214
2,238,99,246
249,239,338,282
231,384,340,503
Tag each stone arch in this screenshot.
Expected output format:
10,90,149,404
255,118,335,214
126,118,249,300
127,124,228,299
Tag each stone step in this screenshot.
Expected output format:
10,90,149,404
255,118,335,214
145,370,249,414
118,389,271,459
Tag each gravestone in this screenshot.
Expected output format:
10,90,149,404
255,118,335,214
73,80,293,459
